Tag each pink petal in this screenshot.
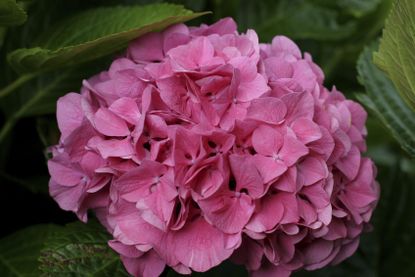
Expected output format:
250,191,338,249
57,93,83,141
335,146,361,180
252,125,283,156
231,237,263,271
109,97,141,125
199,191,255,234
297,157,328,187
246,194,284,233
94,108,130,137
96,137,134,159
271,36,301,59
48,159,83,187
302,239,334,267
291,117,322,144
229,154,265,198
252,155,287,183
247,97,287,124
279,135,309,166
121,250,166,277
128,32,164,62
170,217,238,272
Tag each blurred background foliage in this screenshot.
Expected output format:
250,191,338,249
0,0,414,276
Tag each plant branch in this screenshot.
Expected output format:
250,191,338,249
0,73,37,99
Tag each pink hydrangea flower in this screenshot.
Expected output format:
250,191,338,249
48,17,379,277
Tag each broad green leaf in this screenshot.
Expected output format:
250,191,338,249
336,0,381,18
252,0,356,42
0,224,64,276
7,4,207,74
373,0,415,110
39,221,129,276
357,45,415,157
0,0,27,26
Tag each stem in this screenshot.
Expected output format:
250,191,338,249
0,73,37,99
0,72,67,144
0,120,15,144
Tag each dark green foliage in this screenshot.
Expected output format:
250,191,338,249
0,0,414,276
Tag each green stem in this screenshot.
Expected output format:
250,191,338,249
0,120,15,144
0,73,37,99
0,72,67,144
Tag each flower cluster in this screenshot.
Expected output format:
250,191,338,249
48,18,379,277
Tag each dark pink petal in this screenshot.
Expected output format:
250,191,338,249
231,237,263,271
332,239,360,265
251,260,291,277
128,32,164,62
302,239,334,268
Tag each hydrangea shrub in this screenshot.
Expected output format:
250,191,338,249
48,18,379,277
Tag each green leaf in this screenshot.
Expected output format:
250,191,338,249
0,224,64,276
253,0,357,42
357,44,415,157
0,0,27,26
7,3,208,74
39,221,129,276
372,162,415,276
373,0,415,110
336,0,381,18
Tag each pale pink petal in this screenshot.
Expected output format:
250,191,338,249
57,93,83,141
271,36,301,59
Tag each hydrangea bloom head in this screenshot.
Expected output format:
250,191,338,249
48,18,379,277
